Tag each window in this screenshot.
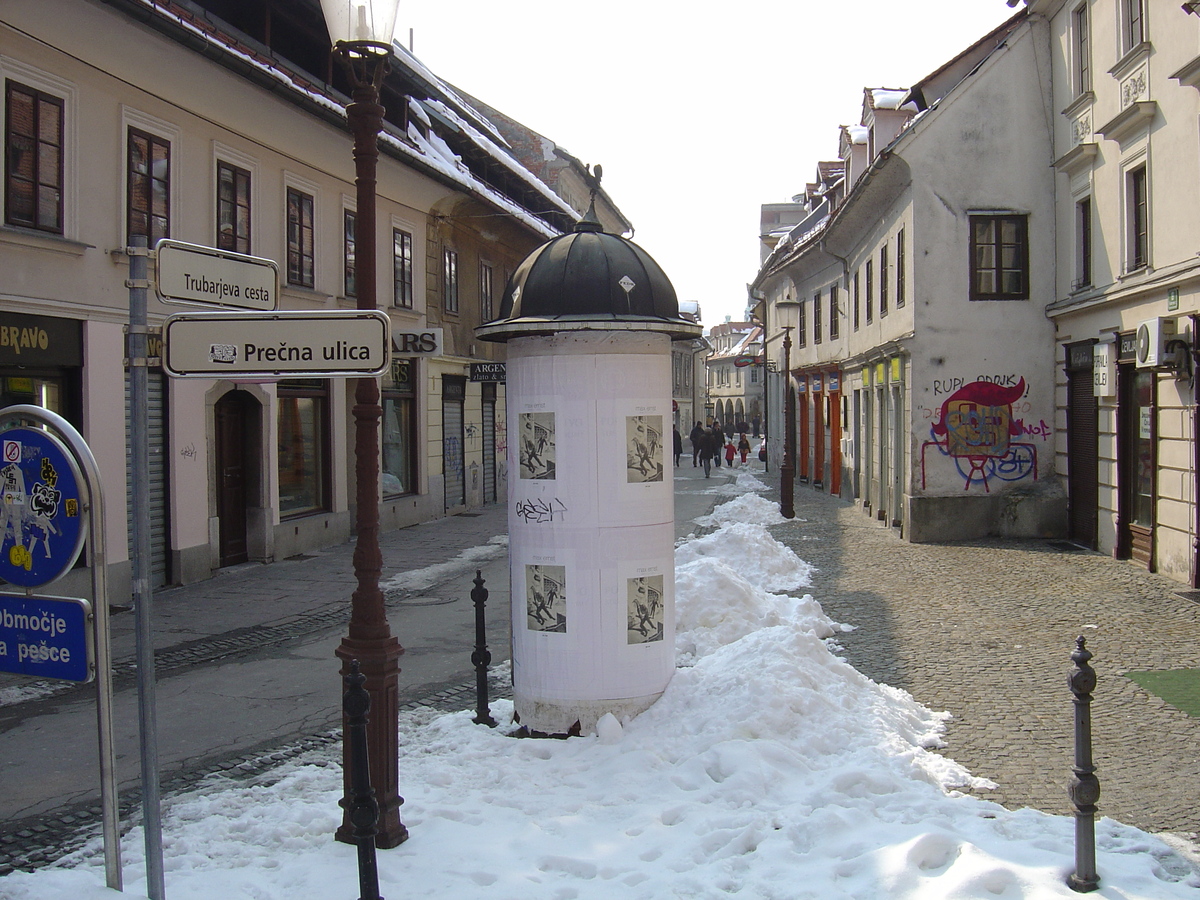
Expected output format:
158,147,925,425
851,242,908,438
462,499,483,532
443,247,459,313
797,297,807,348
813,291,822,344
5,80,63,233
1074,4,1091,94
286,187,314,288
393,228,413,308
1122,0,1145,53
382,360,416,497
866,259,874,322
829,284,840,339
896,228,906,308
1075,197,1092,289
127,127,170,243
969,214,1029,300
480,263,494,322
879,245,889,316
1127,166,1148,271
216,161,251,254
853,270,860,330
277,379,328,516
343,210,356,298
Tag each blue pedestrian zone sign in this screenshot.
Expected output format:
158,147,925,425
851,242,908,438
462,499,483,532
0,594,94,682
0,426,86,588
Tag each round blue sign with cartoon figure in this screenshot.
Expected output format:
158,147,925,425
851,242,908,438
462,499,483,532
0,426,87,588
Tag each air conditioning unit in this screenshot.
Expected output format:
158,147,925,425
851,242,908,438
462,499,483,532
1136,317,1177,368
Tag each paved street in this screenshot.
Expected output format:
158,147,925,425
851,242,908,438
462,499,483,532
3,457,1199,874
753,469,1200,847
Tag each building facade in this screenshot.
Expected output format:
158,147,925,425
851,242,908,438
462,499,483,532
1033,0,1200,583
705,321,762,434
754,11,1066,540
1,0,612,595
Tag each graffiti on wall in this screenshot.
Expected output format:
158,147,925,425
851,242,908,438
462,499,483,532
920,377,1040,492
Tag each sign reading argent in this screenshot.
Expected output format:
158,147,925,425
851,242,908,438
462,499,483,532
163,310,389,377
156,239,279,311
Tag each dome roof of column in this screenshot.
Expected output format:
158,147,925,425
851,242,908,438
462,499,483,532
475,201,703,343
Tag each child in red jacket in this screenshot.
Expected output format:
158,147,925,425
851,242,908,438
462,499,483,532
724,440,737,468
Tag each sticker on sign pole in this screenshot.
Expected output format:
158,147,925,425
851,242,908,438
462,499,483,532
0,426,87,588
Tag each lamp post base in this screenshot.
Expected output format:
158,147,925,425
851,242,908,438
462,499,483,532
335,637,407,848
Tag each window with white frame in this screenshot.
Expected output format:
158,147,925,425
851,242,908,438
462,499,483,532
1074,4,1091,94
1126,165,1148,271
1121,0,1145,54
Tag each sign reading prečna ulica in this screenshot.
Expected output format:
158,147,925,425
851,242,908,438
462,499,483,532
163,310,389,378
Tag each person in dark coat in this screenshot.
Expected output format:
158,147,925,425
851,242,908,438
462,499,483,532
672,426,682,467
710,421,725,467
689,421,705,466
698,428,716,477
737,433,751,464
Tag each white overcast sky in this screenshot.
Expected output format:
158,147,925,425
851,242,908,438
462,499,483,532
398,2,1022,328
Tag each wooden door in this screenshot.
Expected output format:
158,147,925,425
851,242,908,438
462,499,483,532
215,392,248,566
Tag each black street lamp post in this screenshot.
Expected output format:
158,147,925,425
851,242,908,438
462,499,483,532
320,0,408,850
779,326,795,519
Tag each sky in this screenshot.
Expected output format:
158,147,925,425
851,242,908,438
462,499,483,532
395,1,1024,328
5,470,1197,899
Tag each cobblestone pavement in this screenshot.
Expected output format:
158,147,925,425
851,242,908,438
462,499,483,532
759,472,1200,843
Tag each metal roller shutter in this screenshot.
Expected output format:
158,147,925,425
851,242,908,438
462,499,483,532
126,370,169,588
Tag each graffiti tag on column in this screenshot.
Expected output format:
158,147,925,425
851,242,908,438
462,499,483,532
514,496,567,524
920,378,1038,492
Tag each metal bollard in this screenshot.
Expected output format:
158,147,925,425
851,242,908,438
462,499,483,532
1067,636,1100,893
341,659,383,900
471,570,497,727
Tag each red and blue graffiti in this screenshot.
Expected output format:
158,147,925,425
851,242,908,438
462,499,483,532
921,378,1037,492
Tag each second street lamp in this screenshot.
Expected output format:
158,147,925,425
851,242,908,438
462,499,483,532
320,0,408,850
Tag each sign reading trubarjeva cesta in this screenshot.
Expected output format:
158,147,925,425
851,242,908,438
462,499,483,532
0,426,87,588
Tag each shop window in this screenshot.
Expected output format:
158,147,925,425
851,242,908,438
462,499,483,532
5,80,64,234
382,360,416,496
277,379,328,516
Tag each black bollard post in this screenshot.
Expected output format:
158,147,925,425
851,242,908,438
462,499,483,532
471,570,497,727
1067,636,1100,893
341,659,383,900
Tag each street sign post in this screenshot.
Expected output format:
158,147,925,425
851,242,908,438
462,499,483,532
155,239,279,311
163,310,390,378
0,594,93,682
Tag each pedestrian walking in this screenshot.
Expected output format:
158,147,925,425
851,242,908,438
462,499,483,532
672,426,682,467
724,440,736,468
689,421,704,466
711,421,725,468
738,433,751,464
698,429,716,477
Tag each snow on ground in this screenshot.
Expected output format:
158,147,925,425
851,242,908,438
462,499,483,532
382,534,508,594
4,484,1198,899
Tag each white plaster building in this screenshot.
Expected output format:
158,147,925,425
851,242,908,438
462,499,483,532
705,321,763,435
753,10,1067,540
1,0,615,594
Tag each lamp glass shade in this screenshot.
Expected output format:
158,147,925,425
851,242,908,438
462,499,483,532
319,0,401,46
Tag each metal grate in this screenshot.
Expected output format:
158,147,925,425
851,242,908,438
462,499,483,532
1046,540,1085,552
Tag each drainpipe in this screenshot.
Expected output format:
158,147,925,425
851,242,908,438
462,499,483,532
1192,314,1199,588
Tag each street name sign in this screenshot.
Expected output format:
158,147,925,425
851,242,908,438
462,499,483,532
0,594,94,682
155,239,279,311
163,310,390,378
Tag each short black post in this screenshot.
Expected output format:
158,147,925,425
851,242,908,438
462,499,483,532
342,659,383,900
471,570,496,727
1067,636,1100,893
